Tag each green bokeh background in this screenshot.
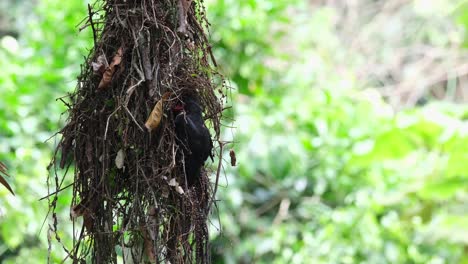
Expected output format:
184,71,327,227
0,0,468,263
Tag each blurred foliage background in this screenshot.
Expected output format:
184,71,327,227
0,0,468,263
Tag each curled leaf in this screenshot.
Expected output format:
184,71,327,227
0,162,14,195
98,47,123,90
229,149,236,166
145,99,163,132
91,54,108,75
144,92,171,132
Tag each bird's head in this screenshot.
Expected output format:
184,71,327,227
172,96,202,115
184,97,202,114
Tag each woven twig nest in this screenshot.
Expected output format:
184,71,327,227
47,0,226,263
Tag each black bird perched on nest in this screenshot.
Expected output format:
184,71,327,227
174,96,213,186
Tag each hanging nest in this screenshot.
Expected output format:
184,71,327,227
47,0,227,263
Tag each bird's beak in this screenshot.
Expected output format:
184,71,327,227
173,104,184,112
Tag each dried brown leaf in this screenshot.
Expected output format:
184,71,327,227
144,92,171,132
98,47,124,90
71,202,94,232
70,203,85,218
229,149,236,166
0,162,14,195
111,47,123,66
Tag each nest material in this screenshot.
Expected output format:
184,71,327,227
47,0,226,263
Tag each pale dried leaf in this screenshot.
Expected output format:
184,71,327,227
230,149,237,166
176,186,185,194
168,178,177,186
115,149,125,169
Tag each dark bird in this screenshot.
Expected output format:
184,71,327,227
174,96,213,186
